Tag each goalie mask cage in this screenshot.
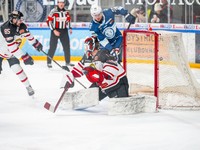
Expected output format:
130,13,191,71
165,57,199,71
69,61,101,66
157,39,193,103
123,30,200,109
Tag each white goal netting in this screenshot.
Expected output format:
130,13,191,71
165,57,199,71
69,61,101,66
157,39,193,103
123,30,200,109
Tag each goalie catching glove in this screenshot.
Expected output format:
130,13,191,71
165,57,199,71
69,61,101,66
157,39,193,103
83,66,104,84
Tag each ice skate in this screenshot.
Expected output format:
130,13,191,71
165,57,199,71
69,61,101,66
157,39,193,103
47,63,52,68
65,63,75,67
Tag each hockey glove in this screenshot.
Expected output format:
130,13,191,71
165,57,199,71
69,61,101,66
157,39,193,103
60,71,74,88
125,9,136,24
83,66,104,84
110,48,120,61
33,39,43,52
130,8,138,17
21,53,34,65
111,48,120,56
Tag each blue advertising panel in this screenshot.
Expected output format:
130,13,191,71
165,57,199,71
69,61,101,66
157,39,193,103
23,28,91,57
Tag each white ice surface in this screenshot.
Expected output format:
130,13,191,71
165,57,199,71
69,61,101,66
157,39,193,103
1,61,200,150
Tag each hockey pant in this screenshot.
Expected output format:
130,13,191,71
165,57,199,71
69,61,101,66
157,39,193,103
47,29,70,64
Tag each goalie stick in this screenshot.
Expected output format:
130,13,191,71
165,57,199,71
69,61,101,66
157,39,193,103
44,82,70,113
40,49,87,89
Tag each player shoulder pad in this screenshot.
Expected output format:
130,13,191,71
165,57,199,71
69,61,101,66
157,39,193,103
19,23,29,34
104,8,112,13
89,21,99,33
1,21,15,43
49,8,58,16
111,6,124,12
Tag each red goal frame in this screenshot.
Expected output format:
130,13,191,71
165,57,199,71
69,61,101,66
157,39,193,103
123,30,160,108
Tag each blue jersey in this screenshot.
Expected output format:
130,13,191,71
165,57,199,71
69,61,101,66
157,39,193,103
89,7,129,51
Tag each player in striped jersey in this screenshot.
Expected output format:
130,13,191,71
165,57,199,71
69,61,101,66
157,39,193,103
61,36,129,100
0,10,43,96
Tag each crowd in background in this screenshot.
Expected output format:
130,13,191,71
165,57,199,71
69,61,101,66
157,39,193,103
1,0,200,24
133,0,173,23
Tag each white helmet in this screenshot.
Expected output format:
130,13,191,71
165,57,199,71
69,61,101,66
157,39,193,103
90,4,102,17
57,0,65,3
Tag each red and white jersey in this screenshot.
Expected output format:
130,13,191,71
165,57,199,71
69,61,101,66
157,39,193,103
94,60,126,90
71,60,126,90
0,32,12,58
0,21,37,59
46,7,71,30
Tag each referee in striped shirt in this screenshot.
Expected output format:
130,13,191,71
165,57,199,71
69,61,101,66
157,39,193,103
46,0,74,68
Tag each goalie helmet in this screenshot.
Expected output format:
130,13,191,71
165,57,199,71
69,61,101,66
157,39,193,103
84,36,99,60
90,4,102,17
9,10,24,21
84,36,98,52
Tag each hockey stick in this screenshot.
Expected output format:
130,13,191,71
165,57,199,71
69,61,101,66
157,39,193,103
44,82,70,113
40,49,87,89
127,22,131,30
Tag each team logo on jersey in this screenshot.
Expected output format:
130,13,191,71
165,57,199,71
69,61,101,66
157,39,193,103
103,27,115,39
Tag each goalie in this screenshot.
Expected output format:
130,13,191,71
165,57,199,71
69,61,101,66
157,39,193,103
62,36,129,100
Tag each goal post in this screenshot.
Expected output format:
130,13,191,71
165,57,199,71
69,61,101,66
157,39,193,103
123,29,160,108
123,29,200,109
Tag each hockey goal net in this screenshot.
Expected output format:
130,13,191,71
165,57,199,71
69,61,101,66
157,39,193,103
123,29,200,109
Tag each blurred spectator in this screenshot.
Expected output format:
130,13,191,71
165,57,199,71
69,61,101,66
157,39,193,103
148,0,159,22
135,5,146,23
150,3,167,23
160,0,173,22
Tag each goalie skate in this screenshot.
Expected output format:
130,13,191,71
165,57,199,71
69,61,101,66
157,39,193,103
61,87,99,110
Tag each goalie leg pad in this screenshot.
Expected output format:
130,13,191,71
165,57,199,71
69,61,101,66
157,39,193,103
61,87,99,110
108,95,157,115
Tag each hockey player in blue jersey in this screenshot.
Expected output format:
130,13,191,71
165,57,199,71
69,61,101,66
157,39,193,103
89,5,137,61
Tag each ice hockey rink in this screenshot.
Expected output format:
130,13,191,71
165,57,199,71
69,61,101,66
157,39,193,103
1,60,200,150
